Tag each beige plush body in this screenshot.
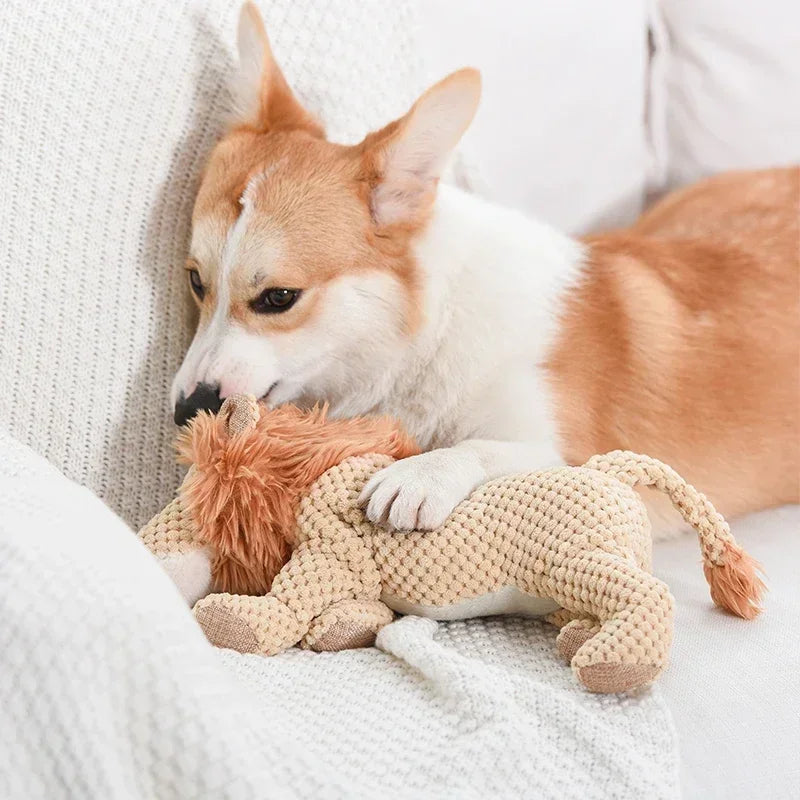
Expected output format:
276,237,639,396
196,453,670,694
140,398,762,694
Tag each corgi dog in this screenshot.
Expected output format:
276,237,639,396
172,2,799,536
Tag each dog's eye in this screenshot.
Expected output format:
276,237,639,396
188,268,205,301
251,288,300,314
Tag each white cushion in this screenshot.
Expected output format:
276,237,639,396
417,0,651,233
0,0,434,530
654,0,800,187
655,506,800,800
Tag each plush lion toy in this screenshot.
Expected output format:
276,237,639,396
139,394,764,693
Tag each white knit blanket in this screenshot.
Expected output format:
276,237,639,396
0,432,679,799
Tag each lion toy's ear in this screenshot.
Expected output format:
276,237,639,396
218,393,261,438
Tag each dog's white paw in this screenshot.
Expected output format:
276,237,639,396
358,448,486,531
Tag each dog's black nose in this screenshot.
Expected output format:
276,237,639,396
173,382,223,427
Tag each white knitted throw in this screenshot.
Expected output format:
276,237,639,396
0,0,461,531
0,431,680,800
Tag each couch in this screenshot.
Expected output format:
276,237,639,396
1,1,797,797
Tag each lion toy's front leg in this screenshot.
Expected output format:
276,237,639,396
137,481,214,607
192,540,393,656
300,599,394,652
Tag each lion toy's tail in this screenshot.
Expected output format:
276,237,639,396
584,451,766,619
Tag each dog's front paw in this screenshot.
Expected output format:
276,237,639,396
358,448,485,531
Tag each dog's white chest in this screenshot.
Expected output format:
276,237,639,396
381,586,560,621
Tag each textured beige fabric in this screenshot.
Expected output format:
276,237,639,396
185,450,746,693
141,437,751,692
194,604,260,653
556,618,602,662
137,487,198,557
219,395,260,438
300,599,394,651
583,452,734,569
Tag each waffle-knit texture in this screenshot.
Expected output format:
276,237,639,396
190,450,744,691
301,599,395,651
138,475,195,556
584,452,733,566
0,0,446,531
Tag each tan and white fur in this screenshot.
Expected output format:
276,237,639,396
171,3,799,557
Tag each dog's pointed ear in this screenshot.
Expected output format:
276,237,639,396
231,2,323,136
360,68,481,229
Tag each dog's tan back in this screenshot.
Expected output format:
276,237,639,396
548,167,800,517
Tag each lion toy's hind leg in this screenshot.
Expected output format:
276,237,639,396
558,551,675,693
546,610,602,664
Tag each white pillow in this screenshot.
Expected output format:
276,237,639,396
653,0,800,188
417,0,651,233
0,0,435,530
